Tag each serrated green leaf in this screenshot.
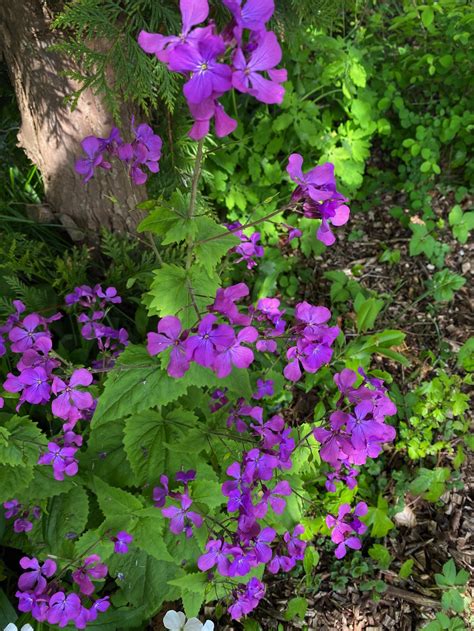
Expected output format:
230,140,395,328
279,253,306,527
44,486,89,556
109,549,177,615
0,416,45,467
194,216,240,274
92,346,188,428
168,571,207,593
364,495,394,537
285,596,308,621
123,409,197,486
93,477,143,518
0,464,34,503
147,264,220,328
131,515,174,563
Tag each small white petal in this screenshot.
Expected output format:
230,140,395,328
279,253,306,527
163,610,187,630
4,624,18,631
202,622,215,631
21,626,35,631
184,619,203,631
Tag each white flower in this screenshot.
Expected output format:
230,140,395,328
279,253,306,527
4,624,34,631
163,610,214,631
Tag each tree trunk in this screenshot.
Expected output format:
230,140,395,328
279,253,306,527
0,0,145,241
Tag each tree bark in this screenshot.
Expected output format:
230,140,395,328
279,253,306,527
0,0,145,241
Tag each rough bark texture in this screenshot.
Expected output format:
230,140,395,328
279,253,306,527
0,0,145,241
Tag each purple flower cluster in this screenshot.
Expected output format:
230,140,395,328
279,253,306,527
155,470,203,538
287,153,350,246
15,556,110,628
226,221,264,269
312,368,396,556
138,0,286,139
147,284,336,384
65,285,128,368
326,502,368,559
3,500,41,533
196,404,304,619
75,119,162,185
283,302,339,382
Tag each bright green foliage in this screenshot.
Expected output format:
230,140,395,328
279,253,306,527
397,370,471,459
399,559,414,579
146,264,220,328
409,467,451,502
364,495,394,537
449,205,474,244
368,544,392,570
422,559,470,629
428,270,466,302
284,596,308,621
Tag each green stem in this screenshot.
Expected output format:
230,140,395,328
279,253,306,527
188,139,205,220
197,201,298,245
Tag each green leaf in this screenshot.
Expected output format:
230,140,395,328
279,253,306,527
137,192,197,246
131,514,174,562
123,409,197,486
109,549,177,615
368,544,393,569
182,589,205,619
355,297,385,332
284,596,308,621
0,416,45,467
429,270,466,302
193,216,240,274
303,546,320,575
147,264,220,328
192,478,226,510
0,588,17,629
93,477,143,518
421,7,434,28
409,467,450,502
92,346,188,428
441,589,465,613
0,464,34,503
82,419,138,487
349,62,367,87
17,465,74,502
168,571,208,594
364,495,394,537
44,487,89,556
457,337,474,372
399,559,414,579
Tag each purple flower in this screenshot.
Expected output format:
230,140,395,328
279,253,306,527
188,94,237,140
72,554,108,595
8,314,48,353
114,530,133,554
153,475,169,508
169,36,232,104
4,499,20,519
147,316,190,378
252,526,276,563
233,32,286,104
162,494,203,537
224,0,275,33
198,539,231,575
243,448,279,483
228,577,265,620
51,369,94,421
313,411,353,467
75,136,111,182
38,442,79,481
175,469,196,485
17,367,51,405
138,0,211,64
185,314,234,368
231,227,265,269
212,283,251,325
287,154,350,245
214,326,258,377
18,556,57,593
47,591,82,627
252,378,274,400
326,502,368,559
